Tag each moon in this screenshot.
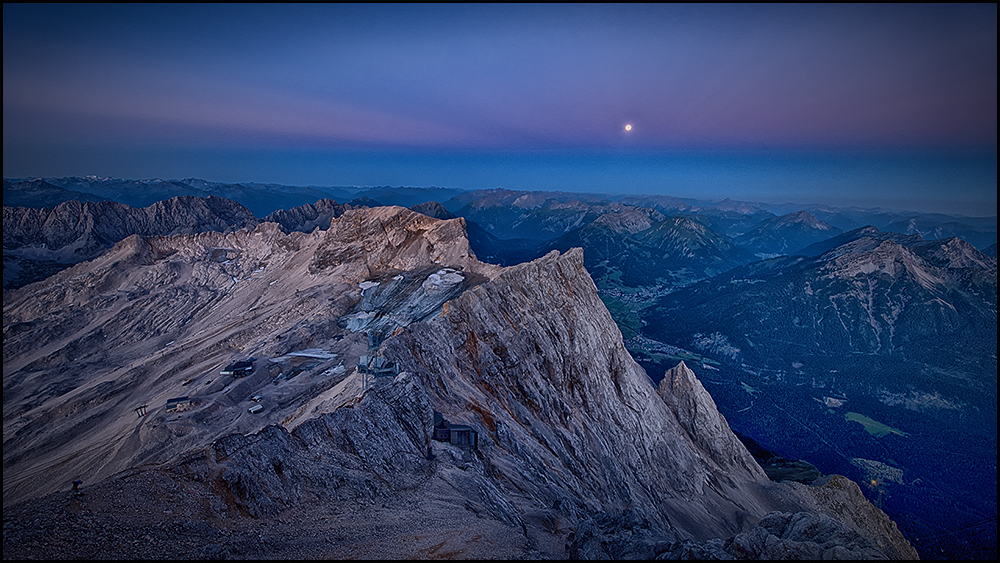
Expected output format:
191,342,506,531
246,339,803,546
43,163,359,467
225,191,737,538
624,124,632,132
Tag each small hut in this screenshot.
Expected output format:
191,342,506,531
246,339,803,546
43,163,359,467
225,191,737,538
432,411,478,449
165,397,193,413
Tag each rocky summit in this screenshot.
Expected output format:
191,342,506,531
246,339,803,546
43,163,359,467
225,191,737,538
2,206,915,559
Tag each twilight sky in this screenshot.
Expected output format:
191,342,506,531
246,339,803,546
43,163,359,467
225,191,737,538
3,4,996,215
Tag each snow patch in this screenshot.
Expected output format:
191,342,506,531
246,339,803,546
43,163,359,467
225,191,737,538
422,269,464,291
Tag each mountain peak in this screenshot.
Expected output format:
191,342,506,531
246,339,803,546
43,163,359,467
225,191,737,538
311,206,497,280
590,206,665,235
736,210,842,257
658,361,761,472
3,196,257,288
409,200,456,220
384,247,780,540
820,238,949,289
913,236,995,270
773,210,835,230
262,198,350,233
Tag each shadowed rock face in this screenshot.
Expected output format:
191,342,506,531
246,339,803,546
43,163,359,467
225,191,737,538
379,246,914,559
3,205,916,559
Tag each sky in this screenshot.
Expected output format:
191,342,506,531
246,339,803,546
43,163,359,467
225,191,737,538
3,4,996,216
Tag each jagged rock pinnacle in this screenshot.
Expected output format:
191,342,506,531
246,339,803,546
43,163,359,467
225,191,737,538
658,361,765,475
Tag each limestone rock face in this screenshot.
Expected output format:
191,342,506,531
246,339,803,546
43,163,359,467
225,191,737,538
385,248,777,542
3,196,258,289
209,372,436,519
2,206,496,509
3,196,256,263
782,475,920,560
661,511,889,560
657,360,762,473
311,206,497,280
589,205,665,235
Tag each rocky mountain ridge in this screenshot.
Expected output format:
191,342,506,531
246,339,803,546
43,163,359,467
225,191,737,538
3,196,258,289
259,198,354,233
538,214,755,288
647,233,996,363
2,195,478,291
735,210,843,258
3,206,915,559
2,178,108,208
4,176,336,217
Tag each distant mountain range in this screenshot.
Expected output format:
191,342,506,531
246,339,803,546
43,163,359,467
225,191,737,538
6,176,995,250
3,177,466,218
5,176,995,300
734,210,843,258
538,211,756,288
3,196,257,289
644,230,997,370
